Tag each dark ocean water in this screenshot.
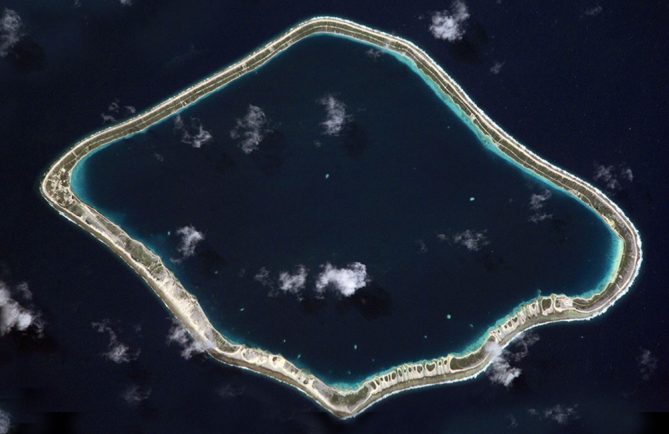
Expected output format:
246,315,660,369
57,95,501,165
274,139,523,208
0,1,667,433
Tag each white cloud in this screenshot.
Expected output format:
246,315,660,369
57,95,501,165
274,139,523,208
543,404,579,425
485,332,539,387
174,225,204,259
14,282,32,301
122,384,151,406
315,262,368,297
593,163,633,191
0,409,9,434
230,105,270,154
485,342,521,387
508,332,540,361
506,414,518,428
529,189,552,211
101,99,137,124
416,239,428,254
638,348,658,381
166,321,213,359
452,229,489,251
365,48,383,60
620,166,634,182
593,165,618,189
101,113,116,124
174,114,213,148
119,0,134,6
257,263,371,298
529,189,553,223
530,404,579,425
217,383,245,399
319,95,351,136
0,281,43,337
278,265,308,294
490,61,504,75
583,5,603,17
91,320,139,364
254,267,272,288
429,1,470,42
0,8,22,58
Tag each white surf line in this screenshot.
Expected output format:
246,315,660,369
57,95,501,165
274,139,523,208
40,16,642,419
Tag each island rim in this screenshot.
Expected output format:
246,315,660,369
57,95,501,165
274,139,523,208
39,16,643,419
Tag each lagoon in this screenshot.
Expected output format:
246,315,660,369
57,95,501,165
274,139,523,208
71,34,617,384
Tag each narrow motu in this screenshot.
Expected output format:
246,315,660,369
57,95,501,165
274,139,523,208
40,16,642,418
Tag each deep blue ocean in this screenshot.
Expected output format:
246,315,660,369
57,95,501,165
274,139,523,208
1,1,667,433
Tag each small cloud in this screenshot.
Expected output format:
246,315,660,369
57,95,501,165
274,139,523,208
620,166,634,182
0,8,23,58
0,281,43,337
217,383,245,399
119,0,134,6
485,332,539,387
544,404,579,425
254,267,273,288
506,414,518,428
166,321,213,359
315,262,369,297
416,239,428,254
593,164,618,189
530,404,579,425
108,100,121,113
101,98,137,124
278,265,308,294
528,189,553,223
429,1,470,42
490,61,504,75
173,225,204,260
582,5,603,17
14,281,32,301
319,95,351,136
485,342,521,387
101,113,117,124
257,263,373,299
452,229,489,251
509,332,540,361
174,115,213,148
230,105,270,154
638,348,658,381
122,384,151,406
0,409,9,434
365,48,383,60
529,189,552,211
91,320,140,364
593,163,633,191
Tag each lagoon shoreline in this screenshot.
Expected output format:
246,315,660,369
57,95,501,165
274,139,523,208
40,16,642,418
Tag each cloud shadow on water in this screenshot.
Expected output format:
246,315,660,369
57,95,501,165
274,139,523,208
5,37,45,73
343,121,371,158
250,130,288,174
337,282,393,320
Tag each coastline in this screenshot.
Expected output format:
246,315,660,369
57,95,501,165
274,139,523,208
40,16,642,418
